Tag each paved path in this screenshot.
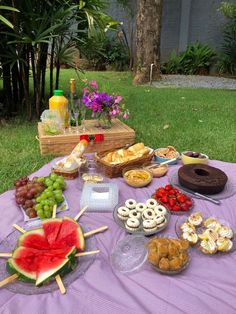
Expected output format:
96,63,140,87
152,75,236,89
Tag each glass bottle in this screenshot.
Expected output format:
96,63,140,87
69,79,80,130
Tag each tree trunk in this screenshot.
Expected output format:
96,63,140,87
50,38,55,96
2,62,12,116
133,0,163,85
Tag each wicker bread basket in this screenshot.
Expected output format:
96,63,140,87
94,146,154,178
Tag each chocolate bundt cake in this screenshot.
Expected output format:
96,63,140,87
178,164,228,194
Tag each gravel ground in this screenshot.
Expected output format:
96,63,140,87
152,75,236,89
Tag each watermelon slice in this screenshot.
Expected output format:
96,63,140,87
42,218,63,245
53,217,85,251
36,255,69,286
7,246,76,285
18,229,50,250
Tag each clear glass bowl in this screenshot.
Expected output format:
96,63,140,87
175,215,236,256
0,220,97,295
113,203,170,236
122,167,153,188
110,234,148,273
147,234,191,275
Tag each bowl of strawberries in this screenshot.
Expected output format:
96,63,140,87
152,184,194,215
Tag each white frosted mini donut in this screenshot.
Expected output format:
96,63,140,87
129,209,141,220
136,203,147,213
125,218,140,231
125,199,137,209
117,206,130,221
154,205,167,217
142,208,156,220
146,198,157,209
156,216,167,228
143,219,158,233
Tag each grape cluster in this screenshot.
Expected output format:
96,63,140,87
35,173,65,219
14,177,45,218
14,173,66,220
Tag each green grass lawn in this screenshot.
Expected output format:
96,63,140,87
0,70,236,194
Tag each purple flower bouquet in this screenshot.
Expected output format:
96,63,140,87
82,80,129,128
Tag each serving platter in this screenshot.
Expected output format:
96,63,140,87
0,221,97,295
175,215,236,256
113,203,170,236
168,170,236,201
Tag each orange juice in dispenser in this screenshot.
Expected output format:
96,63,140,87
49,90,69,128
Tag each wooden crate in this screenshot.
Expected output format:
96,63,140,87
37,119,135,156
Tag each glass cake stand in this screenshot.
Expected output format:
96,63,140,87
110,234,148,274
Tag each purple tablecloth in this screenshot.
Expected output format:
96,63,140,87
0,159,236,314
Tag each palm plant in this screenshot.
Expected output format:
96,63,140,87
0,0,117,118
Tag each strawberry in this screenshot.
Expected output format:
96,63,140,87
185,200,193,207
177,194,185,203
165,184,172,191
168,189,176,196
156,191,164,198
180,203,190,211
161,195,168,203
172,204,181,211
172,188,180,195
158,188,166,194
169,198,176,207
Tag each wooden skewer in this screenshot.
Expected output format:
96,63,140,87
84,226,108,238
75,250,100,257
0,273,19,288
13,224,26,234
52,204,57,219
74,206,88,221
55,274,66,294
51,205,65,293
0,253,12,258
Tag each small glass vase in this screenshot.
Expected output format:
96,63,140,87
96,113,112,129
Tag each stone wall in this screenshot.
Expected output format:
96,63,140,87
107,0,236,61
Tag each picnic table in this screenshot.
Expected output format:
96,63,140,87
0,158,236,314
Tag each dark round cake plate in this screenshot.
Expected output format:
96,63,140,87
168,170,236,201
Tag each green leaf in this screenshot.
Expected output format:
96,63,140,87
0,6,19,12
0,14,13,28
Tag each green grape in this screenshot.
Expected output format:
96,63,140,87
56,177,64,186
40,193,47,200
37,210,45,219
45,210,52,218
45,179,53,187
43,205,50,211
45,190,53,198
52,182,60,190
50,173,58,181
47,186,54,191
48,199,55,206
36,196,42,203
35,204,42,211
53,189,63,195
40,200,46,206
55,194,64,204
36,177,45,183
44,199,51,206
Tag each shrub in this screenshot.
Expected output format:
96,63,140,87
162,42,216,75
219,2,236,74
80,33,130,71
